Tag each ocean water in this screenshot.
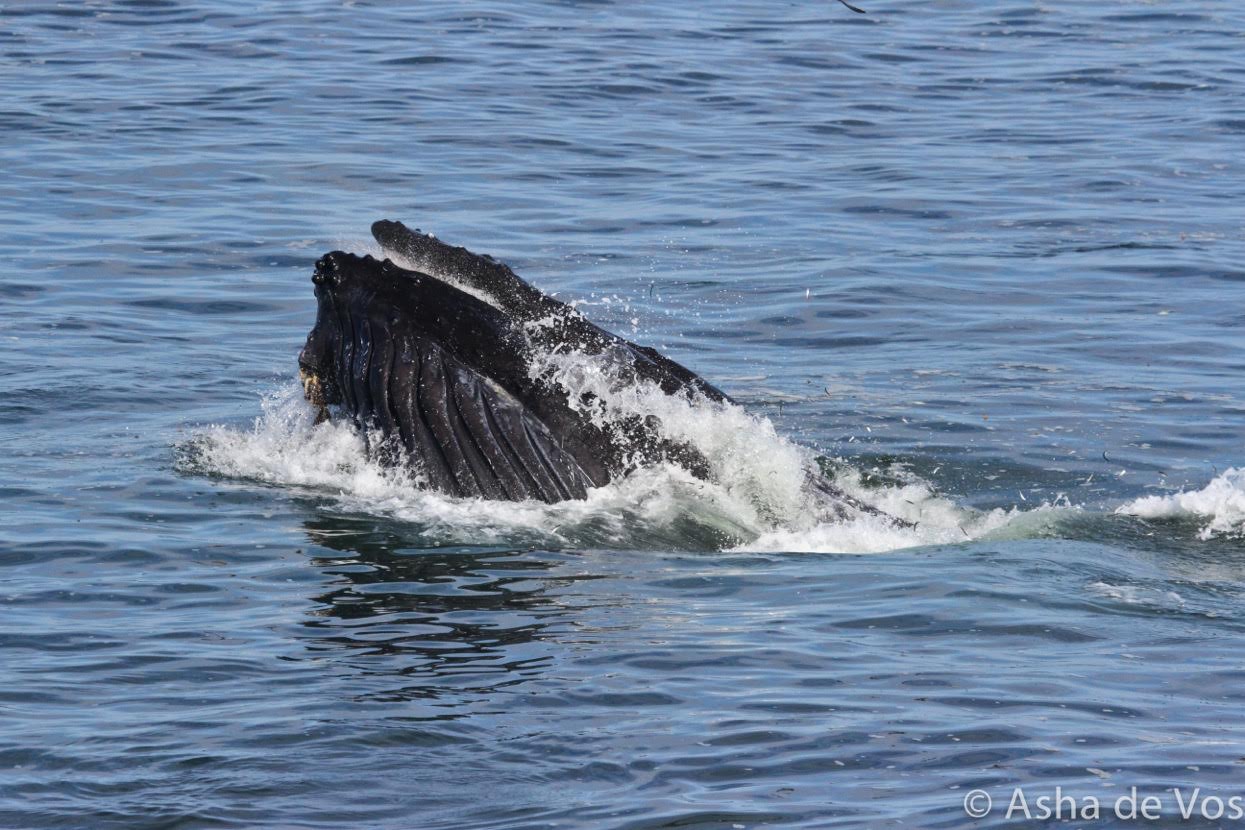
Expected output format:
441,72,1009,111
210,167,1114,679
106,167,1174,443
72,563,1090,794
4,1,1245,827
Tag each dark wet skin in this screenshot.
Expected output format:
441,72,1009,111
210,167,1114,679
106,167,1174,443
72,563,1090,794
299,221,910,524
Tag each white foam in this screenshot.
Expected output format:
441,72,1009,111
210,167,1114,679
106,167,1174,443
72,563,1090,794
738,471,1068,554
520,327,810,524
1117,468,1245,540
181,376,1069,553
182,383,422,496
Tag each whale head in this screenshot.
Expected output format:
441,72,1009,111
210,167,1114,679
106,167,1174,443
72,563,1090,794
297,250,601,501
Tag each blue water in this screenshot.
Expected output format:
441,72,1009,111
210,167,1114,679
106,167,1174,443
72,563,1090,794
5,1,1245,827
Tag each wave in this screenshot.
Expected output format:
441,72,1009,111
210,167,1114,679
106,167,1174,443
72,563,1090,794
1117,469,1245,540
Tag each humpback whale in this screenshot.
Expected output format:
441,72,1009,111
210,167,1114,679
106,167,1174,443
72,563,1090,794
297,220,906,523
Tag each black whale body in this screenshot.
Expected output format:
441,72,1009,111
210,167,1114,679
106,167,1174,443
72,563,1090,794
298,220,904,523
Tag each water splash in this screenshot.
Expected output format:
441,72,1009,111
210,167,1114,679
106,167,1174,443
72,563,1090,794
1117,469,1245,540
180,377,1070,553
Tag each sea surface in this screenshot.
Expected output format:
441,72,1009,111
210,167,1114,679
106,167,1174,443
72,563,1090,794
4,1,1245,828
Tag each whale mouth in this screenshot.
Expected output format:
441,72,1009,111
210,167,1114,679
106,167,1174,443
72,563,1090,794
299,368,330,425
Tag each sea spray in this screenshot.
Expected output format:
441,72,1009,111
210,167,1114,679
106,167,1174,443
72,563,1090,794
1117,469,1245,540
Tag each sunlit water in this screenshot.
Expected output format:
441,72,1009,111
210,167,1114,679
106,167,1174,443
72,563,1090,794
4,2,1245,828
